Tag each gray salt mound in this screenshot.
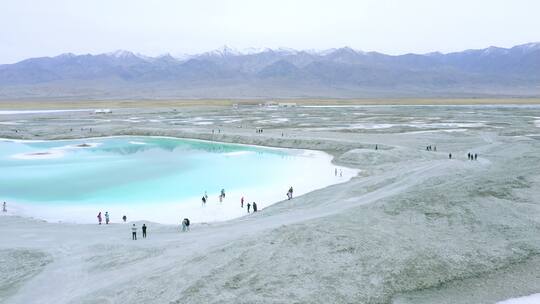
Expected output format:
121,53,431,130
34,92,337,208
0,249,52,302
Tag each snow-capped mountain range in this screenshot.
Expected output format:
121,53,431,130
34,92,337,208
0,42,539,99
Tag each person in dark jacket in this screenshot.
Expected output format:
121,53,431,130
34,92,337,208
142,224,147,238
252,202,258,212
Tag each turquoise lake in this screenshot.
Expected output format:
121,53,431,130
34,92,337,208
0,137,352,223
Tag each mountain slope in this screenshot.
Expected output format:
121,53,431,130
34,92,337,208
0,43,539,99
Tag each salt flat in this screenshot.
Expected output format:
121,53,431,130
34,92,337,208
1,104,540,303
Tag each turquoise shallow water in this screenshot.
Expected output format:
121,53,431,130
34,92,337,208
0,137,335,209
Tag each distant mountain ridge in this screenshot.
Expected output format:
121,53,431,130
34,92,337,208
1,43,539,99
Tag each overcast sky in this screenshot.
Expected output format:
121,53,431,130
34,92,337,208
1,0,539,63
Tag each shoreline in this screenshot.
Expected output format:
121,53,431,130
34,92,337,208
1,135,358,224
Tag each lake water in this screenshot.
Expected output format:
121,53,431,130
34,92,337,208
0,136,355,223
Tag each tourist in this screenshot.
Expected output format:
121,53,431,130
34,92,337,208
105,211,110,224
449,153,452,159
253,202,258,212
142,224,147,238
340,169,343,177
221,188,226,198
131,224,137,240
204,191,208,200
433,146,437,151
202,196,206,206
288,186,294,200
182,218,190,232
2,201,6,212
97,212,102,225
241,196,244,208
375,144,378,150
475,153,478,160
467,153,471,160
122,215,127,223
247,203,251,213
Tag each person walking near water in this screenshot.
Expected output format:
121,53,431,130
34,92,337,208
2,202,6,212
182,218,190,232
105,211,110,224
97,212,102,225
253,202,258,212
142,224,147,238
131,224,137,240
247,203,251,213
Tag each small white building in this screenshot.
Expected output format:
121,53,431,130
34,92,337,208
263,101,278,107
94,109,112,114
278,102,297,108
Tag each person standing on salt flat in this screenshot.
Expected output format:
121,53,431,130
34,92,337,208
2,201,6,212
122,215,127,223
201,195,206,206
221,188,226,199
105,211,110,224
131,224,137,240
182,218,190,232
142,224,147,238
97,212,102,225
241,196,244,208
247,203,251,213
340,169,343,177
253,202,258,212
287,186,294,200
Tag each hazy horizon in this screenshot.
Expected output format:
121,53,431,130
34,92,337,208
1,0,540,64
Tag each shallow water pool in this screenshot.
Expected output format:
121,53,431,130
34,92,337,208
0,136,354,223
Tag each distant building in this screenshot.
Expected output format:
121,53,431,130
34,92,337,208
278,102,297,107
263,101,278,107
94,109,112,114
